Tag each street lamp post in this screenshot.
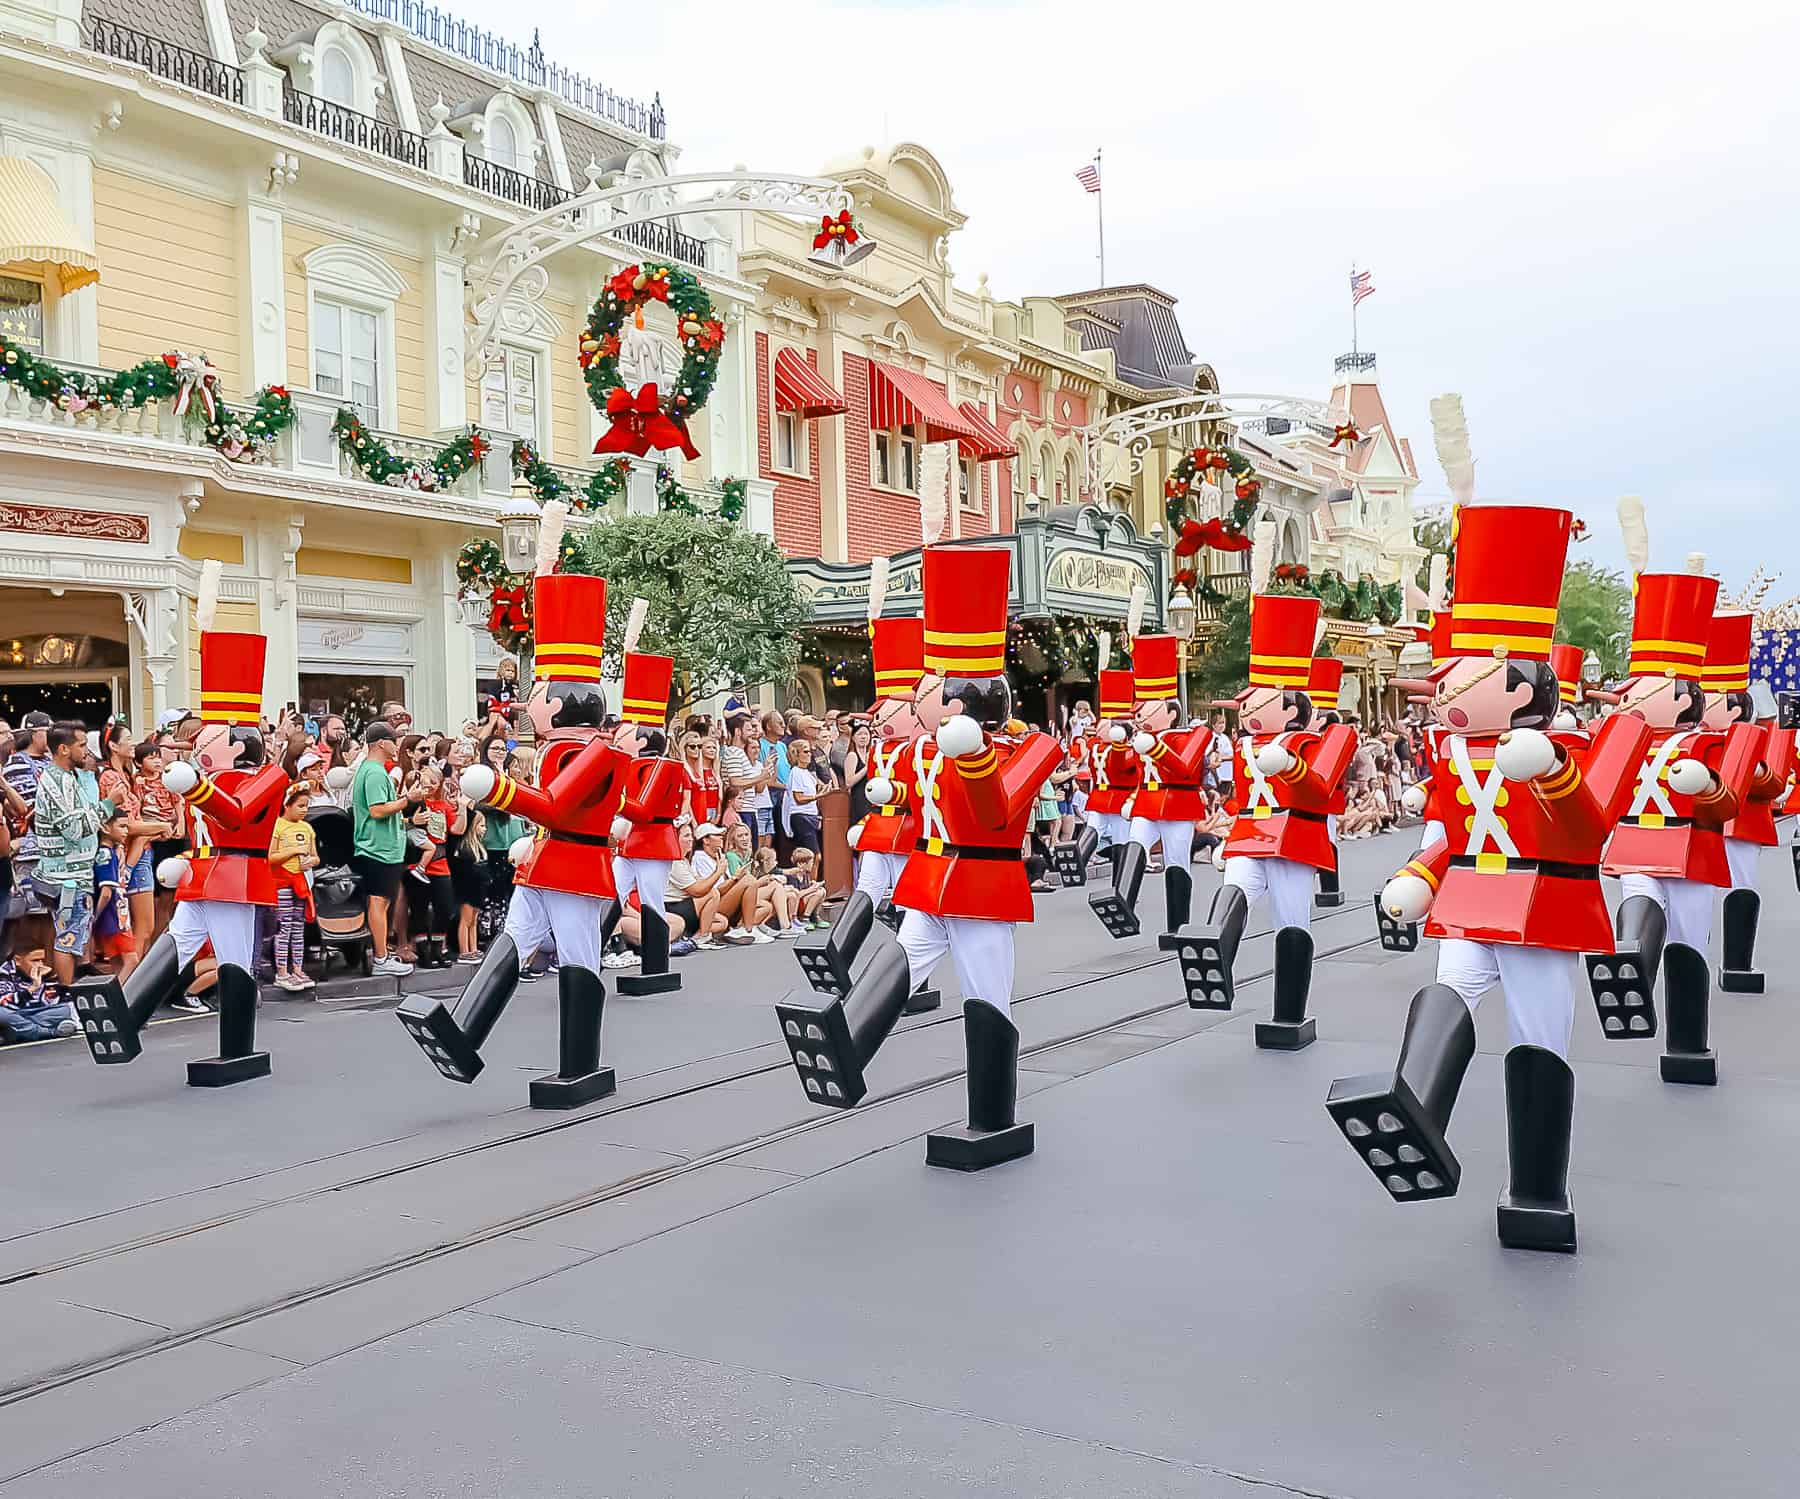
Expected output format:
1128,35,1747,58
1166,584,1196,721
500,479,543,683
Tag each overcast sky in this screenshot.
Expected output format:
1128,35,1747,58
461,0,1798,596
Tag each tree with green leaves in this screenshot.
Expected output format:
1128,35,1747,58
1192,592,1251,702
569,513,809,713
1555,559,1634,683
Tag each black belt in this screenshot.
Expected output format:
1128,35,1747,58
1259,807,1327,824
913,841,1022,862
649,817,676,826
1449,855,1598,880
549,830,610,848
1621,814,1692,828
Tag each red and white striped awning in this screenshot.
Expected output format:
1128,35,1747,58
773,346,846,419
867,361,986,445
955,402,1016,463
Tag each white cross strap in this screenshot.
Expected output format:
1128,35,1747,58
912,736,949,847
1627,733,1691,820
1448,734,1521,860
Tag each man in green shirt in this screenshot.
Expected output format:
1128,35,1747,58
350,722,414,976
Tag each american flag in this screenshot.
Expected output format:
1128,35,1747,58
1074,161,1101,194
1351,268,1376,307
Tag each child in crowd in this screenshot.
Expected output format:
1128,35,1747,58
269,782,319,992
0,926,79,1042
91,810,139,977
761,845,829,930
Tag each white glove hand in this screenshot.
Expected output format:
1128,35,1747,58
1106,722,1128,744
508,835,536,867
1552,708,1580,731
459,765,498,804
845,821,864,851
611,815,633,843
1495,727,1558,781
1400,782,1428,816
1211,844,1227,871
156,856,193,890
1131,732,1156,756
936,714,984,758
161,761,199,796
1667,758,1716,797
1255,742,1295,777
324,765,353,792
865,775,895,807
1380,873,1433,923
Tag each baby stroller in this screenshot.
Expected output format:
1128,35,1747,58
306,806,374,977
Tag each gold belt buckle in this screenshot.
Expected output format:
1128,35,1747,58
925,836,945,856
1474,851,1507,874
1638,813,1666,830
1251,805,1272,819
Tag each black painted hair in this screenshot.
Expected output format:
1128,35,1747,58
543,679,608,730
945,675,1013,730
1670,677,1705,727
1504,661,1560,729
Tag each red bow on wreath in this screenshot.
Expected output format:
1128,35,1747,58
1329,423,1361,448
1172,567,1197,590
1208,522,1252,554
593,383,701,462
487,583,530,638
813,210,859,251
1173,518,1207,558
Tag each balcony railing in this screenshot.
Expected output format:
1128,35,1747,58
613,217,707,269
463,155,570,213
282,87,428,171
1194,568,1249,625
88,19,243,104
1333,351,1377,374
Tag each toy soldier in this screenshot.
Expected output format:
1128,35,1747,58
1310,656,1347,909
1165,593,1354,1051
611,633,685,996
778,545,1062,1169
73,561,286,1086
1060,669,1139,898
399,541,633,1106
1327,504,1651,1252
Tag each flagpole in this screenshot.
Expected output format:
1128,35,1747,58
1350,260,1358,358
1095,148,1105,286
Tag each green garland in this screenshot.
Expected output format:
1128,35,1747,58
579,262,725,433
1163,443,1261,540
510,440,748,523
334,409,490,490
1269,563,1402,625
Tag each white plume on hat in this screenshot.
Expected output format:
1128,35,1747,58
1686,551,1708,575
1250,517,1279,593
1125,581,1147,641
1616,495,1649,577
1096,629,1112,672
195,558,223,633
1429,394,1475,507
918,443,948,546
867,554,889,625
535,500,568,577
622,596,650,657
1427,552,1449,611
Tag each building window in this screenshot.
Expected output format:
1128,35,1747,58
959,457,984,513
775,410,805,474
900,425,918,491
872,426,919,493
318,43,356,106
488,114,521,172
0,275,44,355
874,430,893,488
313,298,380,422
480,345,541,443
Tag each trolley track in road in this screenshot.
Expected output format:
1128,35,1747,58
0,901,1388,1408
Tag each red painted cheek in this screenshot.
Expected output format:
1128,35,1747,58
1447,708,1468,728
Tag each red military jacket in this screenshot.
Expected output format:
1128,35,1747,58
1602,722,1762,887
180,761,288,906
855,733,919,856
1084,741,1141,815
894,730,1064,923
1130,726,1213,822
1397,715,1651,951
1722,726,1791,846
481,733,631,899
618,755,686,861
1222,724,1356,871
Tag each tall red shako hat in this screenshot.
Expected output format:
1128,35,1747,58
922,545,1010,681
1308,656,1344,712
1131,635,1180,703
1247,593,1321,691
615,594,672,728
1550,643,1583,705
1703,610,1753,694
1444,504,1571,669
870,619,924,703
194,560,266,727
1097,669,1135,720
532,573,607,684
1627,569,1718,681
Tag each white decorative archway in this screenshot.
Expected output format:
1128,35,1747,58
1082,390,1342,494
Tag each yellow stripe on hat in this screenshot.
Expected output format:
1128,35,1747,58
537,660,605,680
924,629,1007,646
538,641,605,658
1631,638,1706,658
200,691,263,705
1452,602,1557,623
1450,631,1554,654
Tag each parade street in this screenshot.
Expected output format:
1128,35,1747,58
2,828,1794,1498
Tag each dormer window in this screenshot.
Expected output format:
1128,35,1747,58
488,113,522,173
276,21,383,117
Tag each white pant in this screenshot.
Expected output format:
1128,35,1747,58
1725,837,1761,892
168,899,258,972
1129,817,1193,870
1327,813,1339,844
897,910,1015,1016
1084,809,1129,847
1619,872,1714,951
855,850,907,904
1436,939,1578,1057
612,857,670,918
505,884,602,972
1223,854,1314,930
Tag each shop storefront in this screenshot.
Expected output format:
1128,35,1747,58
296,615,416,730
1319,620,1403,724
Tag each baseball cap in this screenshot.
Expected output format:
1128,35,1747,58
21,710,52,730
296,751,323,772
694,822,726,839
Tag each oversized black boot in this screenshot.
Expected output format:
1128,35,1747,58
1162,883,1248,1008
1088,841,1147,938
797,890,876,996
1326,983,1476,1201
926,1000,1034,1170
1661,941,1717,1085
874,899,905,934
1374,892,1420,952
530,964,615,1108
1053,825,1100,886
1256,927,1316,1050
1586,894,1663,1039
398,933,520,1083
777,920,913,1108
1719,888,1763,994
618,905,681,995
70,932,196,1066
1164,865,1193,936
187,962,272,1087
1496,1045,1577,1252
1315,863,1345,908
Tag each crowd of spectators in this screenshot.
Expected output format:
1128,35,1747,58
0,675,1431,1042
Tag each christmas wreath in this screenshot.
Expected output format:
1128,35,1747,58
1164,444,1261,553
580,262,724,462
